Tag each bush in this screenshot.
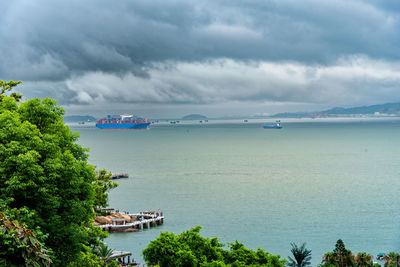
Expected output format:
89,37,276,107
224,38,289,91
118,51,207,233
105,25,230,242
143,226,286,267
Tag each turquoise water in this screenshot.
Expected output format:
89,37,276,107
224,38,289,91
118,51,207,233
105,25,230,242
74,119,400,265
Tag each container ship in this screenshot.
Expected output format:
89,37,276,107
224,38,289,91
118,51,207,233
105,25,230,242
96,114,151,129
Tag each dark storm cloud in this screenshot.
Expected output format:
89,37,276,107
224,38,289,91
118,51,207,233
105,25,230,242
1,0,399,80
57,57,400,107
1,0,400,112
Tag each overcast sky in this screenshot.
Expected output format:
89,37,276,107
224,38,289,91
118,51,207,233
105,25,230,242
1,0,400,118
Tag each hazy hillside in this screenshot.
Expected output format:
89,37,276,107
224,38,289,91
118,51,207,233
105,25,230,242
272,102,400,118
321,103,400,115
64,115,97,122
182,114,208,120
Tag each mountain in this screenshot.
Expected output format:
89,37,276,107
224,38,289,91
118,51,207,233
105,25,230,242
272,102,400,118
64,115,97,122
321,103,400,115
270,112,311,118
182,114,208,120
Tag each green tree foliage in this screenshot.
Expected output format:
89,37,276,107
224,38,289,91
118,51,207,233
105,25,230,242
142,226,287,267
0,80,23,102
94,170,118,209
381,252,400,267
0,210,52,266
68,244,119,267
0,82,114,265
288,242,312,267
320,240,355,267
94,243,114,265
354,252,373,267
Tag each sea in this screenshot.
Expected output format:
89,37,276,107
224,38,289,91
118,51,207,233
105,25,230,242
72,118,400,265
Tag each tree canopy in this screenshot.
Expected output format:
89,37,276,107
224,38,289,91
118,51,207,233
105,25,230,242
318,239,382,267
0,80,22,102
0,209,52,266
0,81,113,265
142,226,287,267
288,242,312,267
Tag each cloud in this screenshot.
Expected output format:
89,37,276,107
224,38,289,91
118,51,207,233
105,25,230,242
1,0,399,81
38,56,399,108
1,0,400,116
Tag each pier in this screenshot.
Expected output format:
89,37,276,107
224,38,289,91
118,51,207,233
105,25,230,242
111,173,129,179
97,211,164,232
110,251,137,266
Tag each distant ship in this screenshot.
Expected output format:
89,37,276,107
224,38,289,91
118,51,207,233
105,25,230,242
263,120,282,129
96,114,151,129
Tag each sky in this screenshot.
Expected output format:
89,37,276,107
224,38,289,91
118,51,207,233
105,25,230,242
1,0,400,118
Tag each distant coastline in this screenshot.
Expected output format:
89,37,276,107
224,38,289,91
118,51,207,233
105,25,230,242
64,115,96,122
181,114,208,120
64,102,400,123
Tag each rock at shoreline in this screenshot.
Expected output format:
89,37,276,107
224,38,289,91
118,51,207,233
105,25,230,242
95,212,132,225
109,212,131,223
95,216,112,225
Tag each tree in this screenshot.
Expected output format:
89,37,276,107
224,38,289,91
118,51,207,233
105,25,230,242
354,252,373,267
142,226,287,267
0,82,112,265
94,169,118,209
383,252,400,267
0,80,23,101
0,210,52,266
94,243,114,265
320,240,355,267
288,242,312,267
334,240,348,255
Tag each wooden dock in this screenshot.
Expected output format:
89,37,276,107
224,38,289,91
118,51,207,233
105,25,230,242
111,173,129,179
110,251,137,266
99,211,164,232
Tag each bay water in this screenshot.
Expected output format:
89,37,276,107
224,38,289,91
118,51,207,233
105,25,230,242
74,119,400,265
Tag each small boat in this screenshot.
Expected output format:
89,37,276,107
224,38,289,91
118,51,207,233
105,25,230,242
377,253,385,261
264,120,282,129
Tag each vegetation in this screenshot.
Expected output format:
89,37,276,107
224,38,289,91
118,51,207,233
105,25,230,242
142,226,287,267
354,252,374,267
288,242,311,267
0,210,52,266
318,239,382,267
0,80,22,102
94,170,118,209
380,252,400,267
143,229,400,267
0,81,116,266
93,243,115,265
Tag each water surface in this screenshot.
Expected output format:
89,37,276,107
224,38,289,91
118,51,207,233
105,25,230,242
74,119,400,265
